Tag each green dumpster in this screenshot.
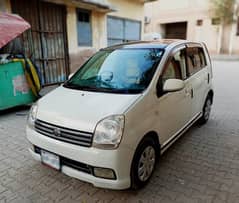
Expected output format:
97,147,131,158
0,61,36,110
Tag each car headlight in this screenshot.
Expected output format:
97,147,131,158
93,115,124,149
28,103,38,128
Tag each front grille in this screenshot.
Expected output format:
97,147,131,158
35,119,93,147
61,157,92,174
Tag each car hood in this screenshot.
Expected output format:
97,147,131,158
37,86,141,133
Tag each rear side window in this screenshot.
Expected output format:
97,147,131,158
186,47,207,76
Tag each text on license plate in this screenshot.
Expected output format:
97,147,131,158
41,150,60,170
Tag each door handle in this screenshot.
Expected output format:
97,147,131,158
191,88,194,98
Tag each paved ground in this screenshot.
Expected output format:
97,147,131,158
0,61,239,203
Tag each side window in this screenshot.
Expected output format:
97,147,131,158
163,61,177,83
186,47,207,76
199,48,207,67
162,49,186,84
174,50,187,80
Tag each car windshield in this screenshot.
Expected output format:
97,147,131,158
64,48,164,94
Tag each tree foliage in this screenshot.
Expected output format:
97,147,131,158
210,0,236,24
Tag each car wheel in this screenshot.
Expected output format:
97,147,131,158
131,137,158,189
199,96,212,124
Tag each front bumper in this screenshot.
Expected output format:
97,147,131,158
26,126,133,190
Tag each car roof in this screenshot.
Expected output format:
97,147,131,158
101,39,189,50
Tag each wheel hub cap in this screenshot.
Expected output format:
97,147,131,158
138,146,156,182
204,99,211,120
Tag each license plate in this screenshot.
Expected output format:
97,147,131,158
41,150,60,170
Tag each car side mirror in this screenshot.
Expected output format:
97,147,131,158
68,73,74,80
163,79,185,92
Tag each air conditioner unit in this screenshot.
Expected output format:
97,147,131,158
144,16,151,24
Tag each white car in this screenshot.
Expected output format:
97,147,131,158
27,40,213,190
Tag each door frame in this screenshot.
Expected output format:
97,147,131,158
164,22,188,40
10,0,70,86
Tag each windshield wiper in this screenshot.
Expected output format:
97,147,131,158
64,82,143,94
64,82,107,92
63,82,80,89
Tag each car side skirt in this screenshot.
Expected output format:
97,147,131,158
161,112,202,154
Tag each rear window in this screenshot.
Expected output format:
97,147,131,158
186,47,207,76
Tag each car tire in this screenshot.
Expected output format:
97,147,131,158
130,137,158,190
199,96,212,125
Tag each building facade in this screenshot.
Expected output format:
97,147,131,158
145,0,239,55
0,0,155,86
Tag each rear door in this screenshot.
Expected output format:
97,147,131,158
185,44,209,118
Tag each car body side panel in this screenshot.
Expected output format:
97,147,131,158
123,42,213,153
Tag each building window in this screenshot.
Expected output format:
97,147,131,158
211,18,221,25
107,16,141,46
237,17,239,36
196,19,203,26
77,9,92,46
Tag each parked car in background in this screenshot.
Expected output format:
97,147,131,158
26,40,214,190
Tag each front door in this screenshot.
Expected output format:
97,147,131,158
11,0,69,86
157,47,192,146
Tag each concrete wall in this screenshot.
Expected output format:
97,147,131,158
230,23,239,54
144,0,239,54
108,0,145,37
2,0,146,73
66,6,107,73
68,0,145,73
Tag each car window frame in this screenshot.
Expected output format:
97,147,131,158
185,44,207,78
64,48,165,94
156,45,187,97
161,46,187,81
